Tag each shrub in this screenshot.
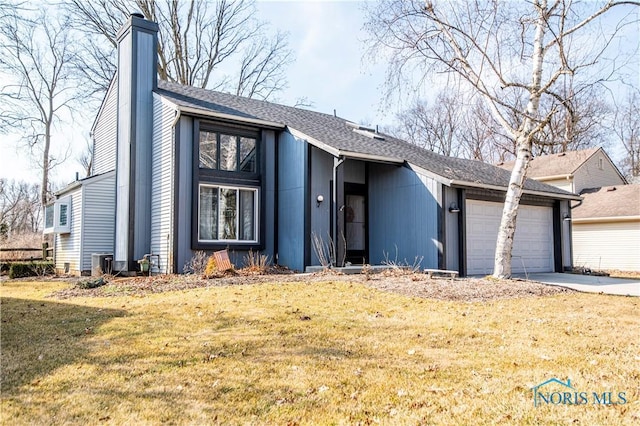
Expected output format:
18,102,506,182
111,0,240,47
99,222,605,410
8,261,54,279
76,277,106,289
204,256,218,277
242,249,271,274
183,250,209,275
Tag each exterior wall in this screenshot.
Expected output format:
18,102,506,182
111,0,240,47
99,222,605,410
443,185,459,271
368,163,439,269
344,159,365,184
92,78,118,175
277,131,308,271
573,220,640,271
54,188,83,274
150,95,175,273
541,178,574,193
80,173,116,272
309,147,334,266
573,152,625,193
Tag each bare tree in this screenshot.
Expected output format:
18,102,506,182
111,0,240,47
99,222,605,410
0,8,79,206
394,90,464,156
612,90,640,180
63,0,292,100
77,139,93,178
366,0,640,278
0,179,41,237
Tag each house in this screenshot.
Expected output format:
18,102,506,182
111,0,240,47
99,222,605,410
498,147,627,194
46,14,579,276
572,185,640,272
499,148,639,272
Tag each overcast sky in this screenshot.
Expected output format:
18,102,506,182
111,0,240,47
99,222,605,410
1,0,637,187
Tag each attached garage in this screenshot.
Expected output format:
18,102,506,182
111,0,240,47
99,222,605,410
466,200,555,275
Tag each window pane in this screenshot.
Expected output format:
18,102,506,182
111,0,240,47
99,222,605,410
239,190,255,240
59,204,68,227
219,188,237,239
199,187,218,240
199,131,218,169
219,134,238,171
239,137,256,173
45,205,54,228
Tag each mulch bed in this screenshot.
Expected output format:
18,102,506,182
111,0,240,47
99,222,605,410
44,269,573,302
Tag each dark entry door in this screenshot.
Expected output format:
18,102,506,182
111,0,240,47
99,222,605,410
344,183,368,264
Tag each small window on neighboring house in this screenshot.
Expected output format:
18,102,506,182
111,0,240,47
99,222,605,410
198,185,258,243
43,199,71,234
199,131,257,173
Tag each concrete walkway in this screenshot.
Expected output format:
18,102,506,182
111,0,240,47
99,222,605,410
516,273,640,297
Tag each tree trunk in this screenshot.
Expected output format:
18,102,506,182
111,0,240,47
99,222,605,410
492,0,547,279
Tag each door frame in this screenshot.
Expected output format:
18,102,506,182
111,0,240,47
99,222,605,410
344,182,368,264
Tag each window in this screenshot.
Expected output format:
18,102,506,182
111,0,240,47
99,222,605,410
199,130,257,173
43,199,71,234
198,185,258,243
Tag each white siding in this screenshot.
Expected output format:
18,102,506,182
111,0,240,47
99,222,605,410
54,189,83,274
542,178,574,193
573,221,640,272
150,95,175,273
80,173,116,272
92,78,118,175
573,153,625,193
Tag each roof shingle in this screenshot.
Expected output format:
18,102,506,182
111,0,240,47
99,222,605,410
157,81,574,198
573,185,640,219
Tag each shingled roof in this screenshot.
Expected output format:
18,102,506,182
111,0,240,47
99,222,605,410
497,148,601,178
156,81,576,198
573,185,640,219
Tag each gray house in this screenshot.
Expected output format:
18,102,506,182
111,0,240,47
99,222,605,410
47,14,579,276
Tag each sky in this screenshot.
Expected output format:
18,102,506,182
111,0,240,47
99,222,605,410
0,0,389,186
1,0,638,186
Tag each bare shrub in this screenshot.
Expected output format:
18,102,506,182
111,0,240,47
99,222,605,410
242,249,271,274
382,245,424,274
0,232,44,261
183,251,209,275
311,231,347,269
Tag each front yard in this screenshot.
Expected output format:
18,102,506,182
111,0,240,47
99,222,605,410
1,276,638,425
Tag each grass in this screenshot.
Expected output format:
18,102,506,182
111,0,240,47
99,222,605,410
1,279,639,425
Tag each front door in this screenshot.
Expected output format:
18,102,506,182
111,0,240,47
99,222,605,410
344,184,368,264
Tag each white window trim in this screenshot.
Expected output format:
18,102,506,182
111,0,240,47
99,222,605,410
198,184,259,243
43,197,71,234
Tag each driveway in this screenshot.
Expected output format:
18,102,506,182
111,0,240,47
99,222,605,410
517,273,640,297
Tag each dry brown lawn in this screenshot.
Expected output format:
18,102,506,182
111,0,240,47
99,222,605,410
1,276,639,425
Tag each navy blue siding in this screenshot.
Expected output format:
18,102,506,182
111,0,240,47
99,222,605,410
277,131,308,271
309,147,333,266
368,164,439,268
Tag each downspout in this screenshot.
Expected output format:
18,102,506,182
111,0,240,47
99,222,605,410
332,156,345,263
168,107,181,274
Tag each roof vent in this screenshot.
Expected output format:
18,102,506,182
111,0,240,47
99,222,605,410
131,12,145,19
558,152,566,157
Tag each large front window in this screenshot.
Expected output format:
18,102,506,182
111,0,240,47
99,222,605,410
198,185,258,243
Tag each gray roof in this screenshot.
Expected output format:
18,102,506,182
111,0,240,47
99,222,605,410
157,81,575,198
573,185,640,219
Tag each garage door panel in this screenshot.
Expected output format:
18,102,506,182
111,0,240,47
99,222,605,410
466,200,554,275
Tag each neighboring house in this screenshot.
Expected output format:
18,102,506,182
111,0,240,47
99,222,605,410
47,14,579,276
572,185,640,272
499,148,639,272
498,147,626,194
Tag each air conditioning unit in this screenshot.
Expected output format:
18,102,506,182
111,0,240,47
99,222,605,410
91,253,113,276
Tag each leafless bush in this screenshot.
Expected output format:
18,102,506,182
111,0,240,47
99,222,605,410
242,249,271,274
382,245,423,273
183,250,209,275
311,231,347,269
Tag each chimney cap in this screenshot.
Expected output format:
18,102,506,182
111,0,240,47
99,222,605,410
131,12,145,19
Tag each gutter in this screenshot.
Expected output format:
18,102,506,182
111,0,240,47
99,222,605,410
536,174,573,182
572,215,640,224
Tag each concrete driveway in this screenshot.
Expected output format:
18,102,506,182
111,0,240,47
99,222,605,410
516,273,640,296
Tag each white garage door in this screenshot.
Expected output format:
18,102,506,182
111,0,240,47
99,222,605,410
466,200,554,275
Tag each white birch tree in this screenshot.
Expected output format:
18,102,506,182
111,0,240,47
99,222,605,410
365,0,639,278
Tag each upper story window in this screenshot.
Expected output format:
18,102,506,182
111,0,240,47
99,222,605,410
199,130,257,173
